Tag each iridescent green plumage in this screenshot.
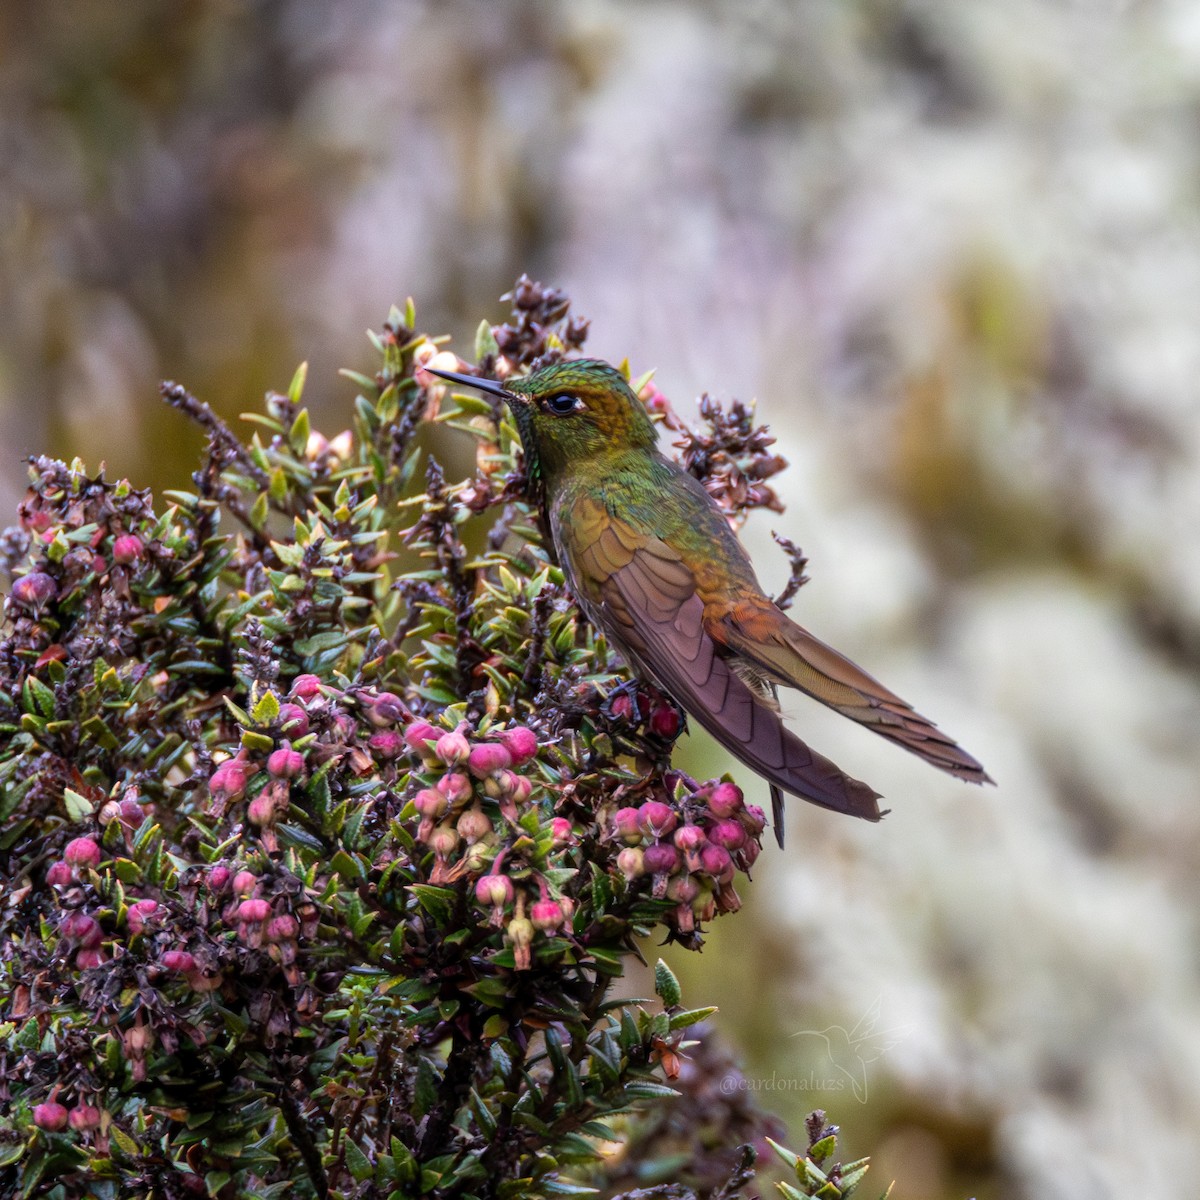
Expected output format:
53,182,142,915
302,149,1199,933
431,359,990,845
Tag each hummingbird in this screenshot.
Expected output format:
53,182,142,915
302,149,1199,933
428,359,989,845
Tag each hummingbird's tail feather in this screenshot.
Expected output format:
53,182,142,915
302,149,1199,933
602,562,884,827
714,602,992,785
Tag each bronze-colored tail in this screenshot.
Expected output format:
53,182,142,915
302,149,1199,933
716,603,991,786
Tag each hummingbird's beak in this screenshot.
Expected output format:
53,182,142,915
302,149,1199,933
426,367,513,400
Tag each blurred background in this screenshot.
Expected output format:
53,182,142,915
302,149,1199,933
4,1,1200,1196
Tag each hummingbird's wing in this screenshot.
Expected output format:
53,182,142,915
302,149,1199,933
710,598,991,784
564,504,884,837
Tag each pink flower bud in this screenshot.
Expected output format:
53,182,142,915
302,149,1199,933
267,745,305,778
507,916,535,970
468,742,512,778
246,792,277,828
613,806,644,844
63,838,101,868
290,674,323,699
161,949,196,973
667,874,700,904
648,702,682,740
707,782,744,819
643,842,680,875
238,898,271,923
609,690,637,723
429,824,459,857
673,824,706,852
33,1101,69,1131
530,898,565,932
506,774,533,804
457,805,492,844
126,899,158,935
12,571,57,609
364,691,405,726
475,874,514,908
232,869,257,896
436,771,473,805
61,912,101,947
46,860,74,887
735,839,761,870
368,730,404,760
716,881,742,913
68,1104,102,1132
267,914,299,942
277,704,309,737
413,788,449,819
497,726,538,765
75,947,106,969
112,534,144,564
617,847,645,880
99,799,122,826
210,756,253,802
699,843,733,880
118,798,144,828
549,817,573,847
404,721,440,756
483,768,520,800
638,802,677,839
434,729,470,766
709,819,747,851
740,804,767,836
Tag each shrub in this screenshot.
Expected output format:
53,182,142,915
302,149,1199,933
0,279,877,1200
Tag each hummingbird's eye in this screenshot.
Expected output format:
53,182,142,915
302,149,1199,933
544,393,582,416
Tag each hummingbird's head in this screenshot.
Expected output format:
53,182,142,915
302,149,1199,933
428,358,657,490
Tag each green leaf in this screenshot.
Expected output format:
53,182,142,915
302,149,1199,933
667,1006,717,1030
62,788,94,822
411,884,457,925
654,959,681,1007
344,1136,373,1183
251,690,280,724
474,320,500,362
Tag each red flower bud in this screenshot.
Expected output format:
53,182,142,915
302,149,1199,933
207,864,232,891
673,824,706,852
436,771,473,804
238,898,271,923
112,534,144,564
700,843,733,880
68,1104,102,1132
457,805,492,844
209,755,253,802
267,914,299,942
61,911,101,947
126,899,158,936
468,742,512,778
366,729,403,760
12,571,57,609
33,1101,69,1131
740,804,767,836
638,802,677,839
232,869,257,896
709,819,747,851
617,847,645,879
290,673,323,699
735,839,761,870
267,745,305,778
643,841,680,875
404,721,440,756
667,874,700,904
75,947,107,969
707,781,744,818
364,690,406,726
497,725,538,765
648,702,682,740
434,729,470,766
46,860,74,887
414,788,448,819
246,791,277,828
277,704,309,737
530,898,565,932
613,806,643,844
63,838,101,868
161,949,196,973
549,817,573,847
475,874,514,908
